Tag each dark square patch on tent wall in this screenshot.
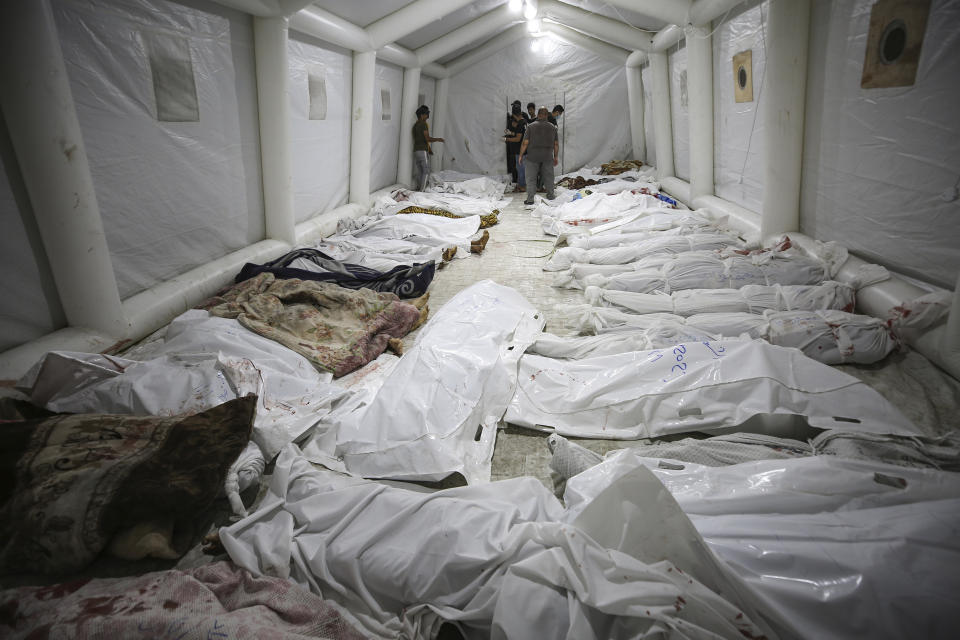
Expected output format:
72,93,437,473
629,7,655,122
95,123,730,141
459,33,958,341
861,0,931,89
144,31,199,122
733,50,754,102
381,89,391,121
307,65,327,120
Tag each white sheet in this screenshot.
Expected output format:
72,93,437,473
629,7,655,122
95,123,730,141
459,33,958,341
563,306,898,365
504,339,919,439
300,280,543,484
353,212,481,258
220,444,774,640
564,452,960,640
587,281,857,316
544,233,742,271
16,310,348,460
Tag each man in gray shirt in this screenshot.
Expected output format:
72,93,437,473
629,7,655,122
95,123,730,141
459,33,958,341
518,106,559,205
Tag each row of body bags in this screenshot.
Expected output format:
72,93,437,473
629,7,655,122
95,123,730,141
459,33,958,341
531,186,950,367
18,276,944,482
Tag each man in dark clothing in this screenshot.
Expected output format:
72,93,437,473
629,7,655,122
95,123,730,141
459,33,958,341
547,104,564,127
504,112,527,191
505,100,523,183
518,107,558,205
525,102,536,123
413,105,444,190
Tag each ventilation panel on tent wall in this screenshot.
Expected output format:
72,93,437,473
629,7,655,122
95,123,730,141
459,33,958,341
381,89,392,120
144,32,199,122
308,66,327,120
733,50,753,102
860,0,931,88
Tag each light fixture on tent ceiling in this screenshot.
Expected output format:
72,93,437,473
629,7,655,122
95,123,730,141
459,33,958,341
526,17,541,33
508,0,522,12
523,0,538,21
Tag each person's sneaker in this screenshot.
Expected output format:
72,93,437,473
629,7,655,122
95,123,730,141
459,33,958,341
523,199,534,205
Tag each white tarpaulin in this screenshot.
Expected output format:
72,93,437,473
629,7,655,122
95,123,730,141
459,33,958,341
801,0,960,288
504,339,919,439
444,36,631,177
220,444,775,640
51,0,265,298
300,280,544,484
712,2,769,213
564,451,960,640
372,59,402,192
15,310,348,460
288,33,352,222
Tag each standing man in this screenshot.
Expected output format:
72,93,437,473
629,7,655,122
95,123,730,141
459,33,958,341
525,102,536,123
505,100,523,183
503,111,527,192
518,106,558,205
413,105,444,191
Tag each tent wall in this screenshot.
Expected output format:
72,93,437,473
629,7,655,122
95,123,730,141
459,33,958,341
52,0,265,299
668,42,690,182
371,59,403,191
443,35,631,177
0,121,67,352
712,0,767,213
419,75,437,114
800,0,960,289
288,32,352,223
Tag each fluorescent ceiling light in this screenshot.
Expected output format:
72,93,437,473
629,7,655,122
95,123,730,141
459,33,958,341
508,0,522,12
526,18,541,33
523,1,537,20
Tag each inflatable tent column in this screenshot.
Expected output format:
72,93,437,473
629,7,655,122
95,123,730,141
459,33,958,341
254,15,296,245
349,50,376,206
397,67,422,187
0,0,126,338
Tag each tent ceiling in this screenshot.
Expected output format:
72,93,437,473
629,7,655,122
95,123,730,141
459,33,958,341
310,0,668,62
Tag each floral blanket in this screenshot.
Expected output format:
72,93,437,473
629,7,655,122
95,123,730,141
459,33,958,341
0,561,366,639
200,273,422,377
0,397,255,575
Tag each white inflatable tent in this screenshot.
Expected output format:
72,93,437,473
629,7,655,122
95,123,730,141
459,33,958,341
1,0,958,380
2,1,960,638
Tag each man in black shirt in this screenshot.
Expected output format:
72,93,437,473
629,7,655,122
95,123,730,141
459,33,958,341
504,112,527,191
547,104,564,127
525,102,536,123
505,100,523,183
